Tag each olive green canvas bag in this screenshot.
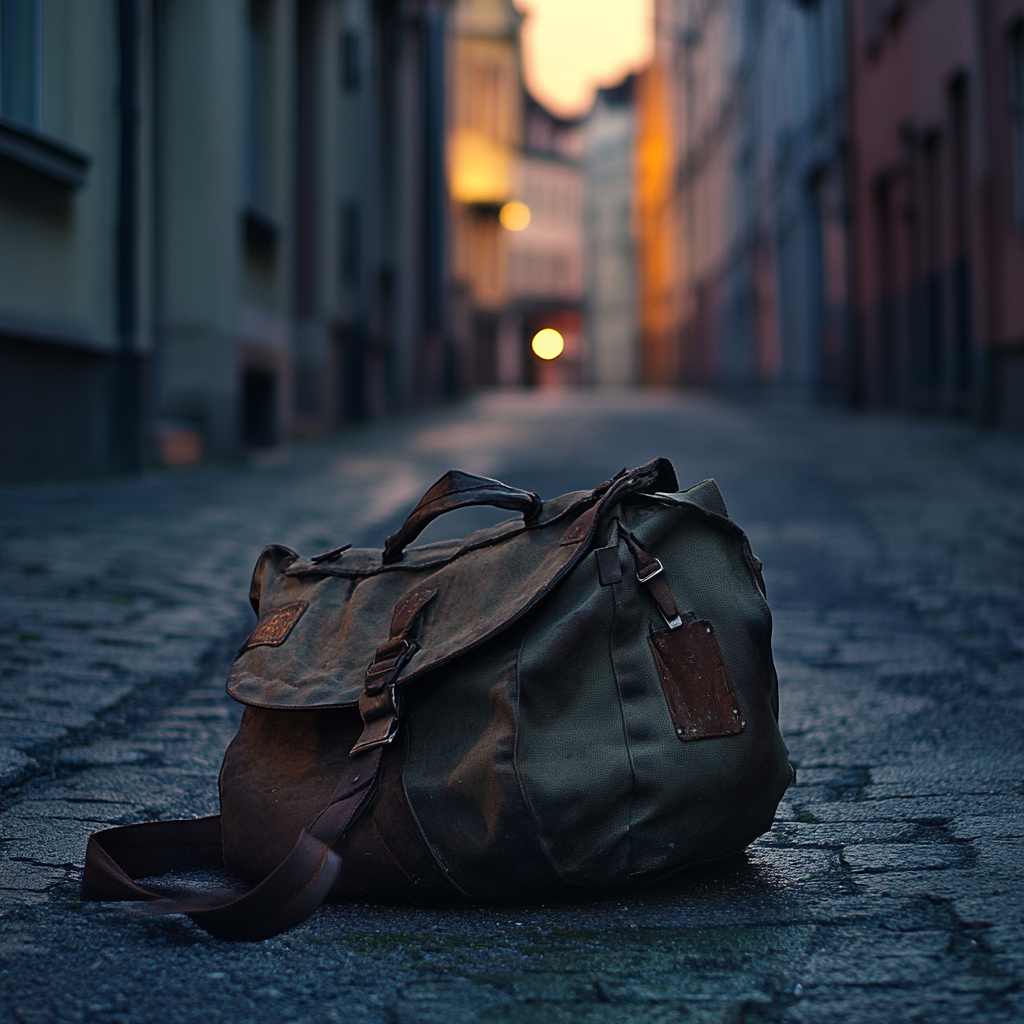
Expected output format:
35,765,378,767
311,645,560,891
83,458,794,940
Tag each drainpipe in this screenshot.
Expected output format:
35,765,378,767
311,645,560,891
113,0,142,472
422,3,444,334
842,0,864,408
974,0,1001,425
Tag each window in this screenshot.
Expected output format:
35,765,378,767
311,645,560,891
1010,21,1024,225
0,0,42,129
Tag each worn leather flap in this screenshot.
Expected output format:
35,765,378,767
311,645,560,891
227,463,727,710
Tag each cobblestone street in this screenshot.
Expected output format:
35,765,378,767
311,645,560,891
1,390,1022,1023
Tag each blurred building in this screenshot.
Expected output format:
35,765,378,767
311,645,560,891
641,0,1024,428
758,0,849,403
583,76,639,387
507,95,584,387
637,0,848,397
0,0,447,482
447,0,523,388
848,0,1024,425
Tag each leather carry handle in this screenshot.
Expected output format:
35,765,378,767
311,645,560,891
383,469,542,564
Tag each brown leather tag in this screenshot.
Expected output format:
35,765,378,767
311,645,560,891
648,620,744,741
242,601,309,650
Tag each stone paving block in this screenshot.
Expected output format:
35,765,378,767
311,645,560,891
852,871,980,901
842,843,963,874
949,813,1024,841
54,743,151,767
0,861,66,893
739,847,840,884
788,794,1023,823
0,815,103,866
0,748,36,788
4,800,139,824
870,758,1024,790
762,821,920,847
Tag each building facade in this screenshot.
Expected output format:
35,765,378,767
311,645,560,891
446,0,523,388
641,0,1024,427
0,0,447,482
506,95,584,387
637,0,848,398
848,0,1024,424
583,76,639,388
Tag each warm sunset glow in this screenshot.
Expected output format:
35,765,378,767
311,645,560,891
513,0,653,118
499,200,532,231
531,328,565,360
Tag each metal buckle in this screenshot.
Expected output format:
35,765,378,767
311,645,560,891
636,558,664,584
351,684,402,754
364,638,415,693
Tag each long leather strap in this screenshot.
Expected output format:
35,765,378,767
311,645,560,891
81,581,431,941
82,744,384,942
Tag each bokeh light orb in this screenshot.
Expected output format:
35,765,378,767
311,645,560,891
499,200,531,231
531,328,564,360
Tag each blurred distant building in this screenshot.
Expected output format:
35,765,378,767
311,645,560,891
642,0,1024,428
637,0,849,397
758,0,849,403
848,0,1024,426
583,76,639,387
0,0,447,482
507,95,584,387
447,0,523,388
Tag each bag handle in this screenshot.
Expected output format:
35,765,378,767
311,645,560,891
382,469,542,564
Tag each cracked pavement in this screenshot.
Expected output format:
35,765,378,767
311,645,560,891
1,390,1022,1023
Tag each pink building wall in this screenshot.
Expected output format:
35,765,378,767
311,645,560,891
848,0,1024,422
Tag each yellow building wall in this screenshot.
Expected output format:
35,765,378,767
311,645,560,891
448,4,523,312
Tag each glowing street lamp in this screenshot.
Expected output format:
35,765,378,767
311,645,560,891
531,328,564,360
499,200,531,231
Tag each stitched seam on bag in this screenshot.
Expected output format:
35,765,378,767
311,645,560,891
396,728,471,897
369,815,418,888
508,625,565,884
372,736,466,896
610,548,640,876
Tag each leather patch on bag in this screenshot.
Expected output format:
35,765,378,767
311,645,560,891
242,601,309,650
648,620,744,741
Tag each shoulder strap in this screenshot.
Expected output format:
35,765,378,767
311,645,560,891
82,744,384,942
82,586,431,942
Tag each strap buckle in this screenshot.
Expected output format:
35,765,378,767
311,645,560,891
636,557,664,583
363,638,415,694
351,684,402,754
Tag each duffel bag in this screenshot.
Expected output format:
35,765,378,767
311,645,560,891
83,457,794,941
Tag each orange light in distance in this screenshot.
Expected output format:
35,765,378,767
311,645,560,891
531,328,564,360
499,200,531,231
